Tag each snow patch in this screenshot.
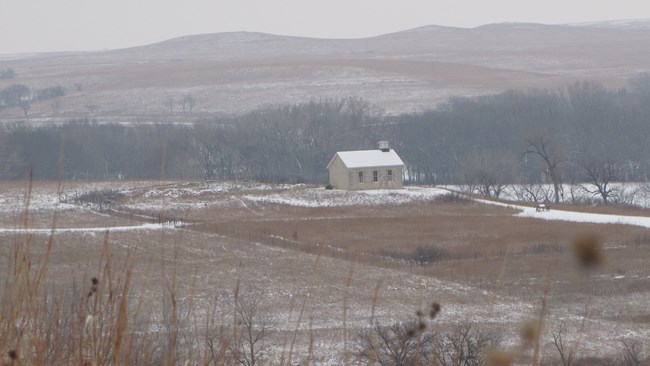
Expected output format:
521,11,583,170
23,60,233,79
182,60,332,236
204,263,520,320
0,223,171,235
242,187,447,207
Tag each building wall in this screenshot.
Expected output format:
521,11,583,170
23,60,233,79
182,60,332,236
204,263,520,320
327,156,351,190
329,160,403,190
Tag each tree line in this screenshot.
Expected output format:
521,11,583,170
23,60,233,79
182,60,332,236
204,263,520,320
0,97,381,181
1,74,650,196
390,74,650,202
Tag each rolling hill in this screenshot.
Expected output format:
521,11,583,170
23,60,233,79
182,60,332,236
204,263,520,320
0,20,649,122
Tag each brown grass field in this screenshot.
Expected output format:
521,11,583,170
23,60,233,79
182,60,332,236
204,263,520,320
1,180,649,365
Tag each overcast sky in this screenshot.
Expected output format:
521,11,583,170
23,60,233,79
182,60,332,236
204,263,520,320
1,0,649,54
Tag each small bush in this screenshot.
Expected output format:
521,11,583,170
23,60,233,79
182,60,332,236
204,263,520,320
356,321,502,366
75,189,125,205
381,245,450,265
523,243,564,255
35,85,65,101
356,321,430,365
435,192,472,204
0,68,16,79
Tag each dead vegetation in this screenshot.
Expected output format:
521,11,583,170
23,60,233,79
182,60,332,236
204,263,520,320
1,180,650,364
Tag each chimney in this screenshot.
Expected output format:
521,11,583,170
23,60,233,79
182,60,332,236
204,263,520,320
378,141,390,152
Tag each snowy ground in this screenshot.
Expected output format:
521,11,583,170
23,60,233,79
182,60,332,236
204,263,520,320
240,186,448,208
1,180,650,361
3,181,650,231
469,195,650,229
493,182,650,208
0,223,170,234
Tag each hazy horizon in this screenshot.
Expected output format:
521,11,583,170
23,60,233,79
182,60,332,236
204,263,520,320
1,0,650,55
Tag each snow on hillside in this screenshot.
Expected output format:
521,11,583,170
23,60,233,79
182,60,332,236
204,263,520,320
241,186,448,207
0,223,169,234
472,197,650,229
569,19,650,29
3,181,650,230
0,181,154,213
133,181,650,229
138,181,277,198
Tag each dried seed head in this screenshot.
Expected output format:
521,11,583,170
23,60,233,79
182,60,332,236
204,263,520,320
91,277,99,285
485,349,513,366
418,321,427,331
415,310,424,318
406,328,416,338
520,319,540,344
430,302,441,319
573,234,603,268
4,350,18,366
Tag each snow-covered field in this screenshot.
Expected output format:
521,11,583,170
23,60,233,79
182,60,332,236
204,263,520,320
3,180,650,230
241,186,448,207
1,179,650,362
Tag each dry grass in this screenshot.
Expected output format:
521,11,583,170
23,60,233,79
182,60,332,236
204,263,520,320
1,180,650,364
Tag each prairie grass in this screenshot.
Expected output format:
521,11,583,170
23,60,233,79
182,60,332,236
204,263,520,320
1,179,650,364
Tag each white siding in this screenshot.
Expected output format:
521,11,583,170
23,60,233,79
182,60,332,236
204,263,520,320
327,150,405,190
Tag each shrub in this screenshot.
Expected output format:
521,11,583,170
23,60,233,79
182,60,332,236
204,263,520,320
380,245,450,265
36,86,65,101
435,192,472,204
0,68,16,79
356,321,431,366
356,321,502,366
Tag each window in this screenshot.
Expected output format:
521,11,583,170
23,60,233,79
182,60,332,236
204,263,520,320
358,171,364,183
387,169,393,181
373,170,378,182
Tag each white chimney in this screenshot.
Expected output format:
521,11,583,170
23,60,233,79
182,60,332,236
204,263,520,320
378,141,390,152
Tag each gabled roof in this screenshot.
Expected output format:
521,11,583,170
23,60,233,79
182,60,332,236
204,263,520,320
328,149,404,169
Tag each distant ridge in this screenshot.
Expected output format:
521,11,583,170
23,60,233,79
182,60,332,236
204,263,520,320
112,19,650,56
1,19,649,121
567,18,650,29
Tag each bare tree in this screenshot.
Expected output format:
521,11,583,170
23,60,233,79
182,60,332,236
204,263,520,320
458,149,516,198
51,99,61,114
580,159,618,204
432,322,502,366
228,294,269,366
1,84,30,108
551,327,570,366
0,68,16,79
164,96,175,113
357,321,500,366
84,99,98,114
19,101,30,116
511,183,553,203
205,326,230,366
192,125,239,180
523,135,566,203
620,339,645,366
356,321,430,366
182,94,195,113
